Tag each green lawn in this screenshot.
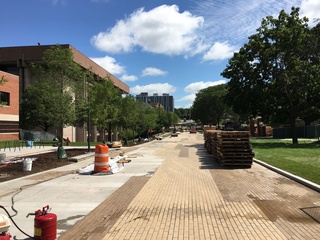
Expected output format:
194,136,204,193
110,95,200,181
251,139,320,185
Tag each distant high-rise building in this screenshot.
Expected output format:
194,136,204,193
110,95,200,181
136,92,174,112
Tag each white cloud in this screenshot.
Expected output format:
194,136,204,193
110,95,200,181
121,74,138,82
300,0,320,25
91,4,205,56
141,67,168,77
89,1,310,63
194,0,300,45
90,55,125,75
203,42,238,61
176,80,227,106
130,83,177,95
176,94,196,102
184,80,227,94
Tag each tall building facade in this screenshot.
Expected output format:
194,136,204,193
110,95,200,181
136,92,174,112
0,44,129,142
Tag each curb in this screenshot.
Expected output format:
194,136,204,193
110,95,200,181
69,152,95,162
253,158,320,193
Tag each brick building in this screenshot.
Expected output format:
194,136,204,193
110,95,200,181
0,71,19,140
0,44,129,142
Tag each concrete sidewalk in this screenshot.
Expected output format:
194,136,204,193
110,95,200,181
0,141,164,239
1,133,320,239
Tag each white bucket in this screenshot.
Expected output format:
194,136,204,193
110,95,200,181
0,152,6,163
23,159,33,171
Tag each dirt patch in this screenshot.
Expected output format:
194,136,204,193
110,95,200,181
0,149,87,183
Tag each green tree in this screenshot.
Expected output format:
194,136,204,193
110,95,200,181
89,77,121,142
174,108,182,119
175,108,190,120
169,112,180,132
297,21,320,125
161,112,170,130
23,45,85,145
191,84,228,127
155,106,169,132
20,81,65,132
221,7,320,144
119,94,139,145
136,101,158,139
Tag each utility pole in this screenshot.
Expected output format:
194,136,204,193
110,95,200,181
87,94,91,152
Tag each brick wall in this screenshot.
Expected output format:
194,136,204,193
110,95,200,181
0,71,19,140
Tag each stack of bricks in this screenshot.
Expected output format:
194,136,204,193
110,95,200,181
205,130,254,168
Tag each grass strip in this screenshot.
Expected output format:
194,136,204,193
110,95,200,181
251,139,320,185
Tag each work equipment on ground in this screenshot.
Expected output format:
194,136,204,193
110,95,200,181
0,214,11,239
1,204,57,240
27,205,57,240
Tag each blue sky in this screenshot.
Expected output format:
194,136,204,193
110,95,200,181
1,0,319,108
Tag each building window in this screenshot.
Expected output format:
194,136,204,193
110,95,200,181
0,91,10,106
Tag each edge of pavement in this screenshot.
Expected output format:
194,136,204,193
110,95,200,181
253,158,320,193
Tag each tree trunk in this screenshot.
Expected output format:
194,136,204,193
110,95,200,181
108,123,112,142
102,128,106,142
290,114,298,145
59,121,64,146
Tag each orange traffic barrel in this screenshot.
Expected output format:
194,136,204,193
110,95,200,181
94,144,109,173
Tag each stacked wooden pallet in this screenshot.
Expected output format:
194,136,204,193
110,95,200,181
204,130,215,154
204,130,254,167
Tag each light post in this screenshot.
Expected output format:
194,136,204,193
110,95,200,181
87,94,91,152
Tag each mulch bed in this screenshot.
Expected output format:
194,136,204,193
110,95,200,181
0,149,88,182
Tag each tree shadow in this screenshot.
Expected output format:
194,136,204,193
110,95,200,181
251,139,320,149
185,143,245,170
197,147,224,170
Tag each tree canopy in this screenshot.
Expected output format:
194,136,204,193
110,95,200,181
191,84,229,126
221,7,320,144
20,45,86,144
89,77,122,142
174,108,190,120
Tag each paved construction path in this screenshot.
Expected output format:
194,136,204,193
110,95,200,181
61,132,320,240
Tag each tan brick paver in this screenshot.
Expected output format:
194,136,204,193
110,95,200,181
61,133,320,239
100,134,320,239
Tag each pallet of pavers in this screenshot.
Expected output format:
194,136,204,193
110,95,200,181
215,131,254,167
204,130,221,161
204,130,216,154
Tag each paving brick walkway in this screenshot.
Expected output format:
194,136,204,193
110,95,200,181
59,176,149,240
62,133,320,240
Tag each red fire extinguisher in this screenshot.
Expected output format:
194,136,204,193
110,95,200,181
33,205,57,240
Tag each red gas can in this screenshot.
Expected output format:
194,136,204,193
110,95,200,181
34,206,57,240
0,233,11,240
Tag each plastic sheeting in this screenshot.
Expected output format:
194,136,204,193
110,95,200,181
78,155,127,175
